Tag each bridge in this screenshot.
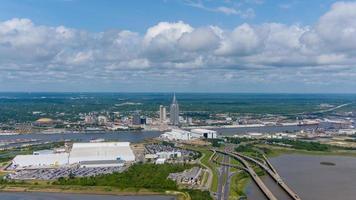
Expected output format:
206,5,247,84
215,149,278,200
234,152,301,200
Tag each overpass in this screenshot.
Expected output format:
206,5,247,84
215,149,278,200
234,152,301,200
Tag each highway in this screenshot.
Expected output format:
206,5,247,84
234,152,301,200
215,149,278,200
222,156,230,200
216,154,230,200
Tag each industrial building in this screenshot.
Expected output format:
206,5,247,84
11,142,135,169
12,153,69,168
190,128,217,139
160,128,218,141
69,142,135,164
160,129,192,140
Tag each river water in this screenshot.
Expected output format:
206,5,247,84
0,192,175,200
245,154,356,200
0,124,320,145
0,131,162,143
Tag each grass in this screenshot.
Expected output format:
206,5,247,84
0,184,175,196
183,146,219,193
257,144,356,158
200,149,219,192
229,171,249,200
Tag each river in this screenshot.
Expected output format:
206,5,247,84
0,131,162,143
245,154,356,200
0,192,175,200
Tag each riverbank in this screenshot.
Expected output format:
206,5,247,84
246,153,356,200
0,184,186,200
231,145,356,199
257,144,356,158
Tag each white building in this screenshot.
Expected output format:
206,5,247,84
190,129,217,139
69,142,135,164
12,142,135,169
98,116,108,125
12,153,69,168
84,115,96,124
156,158,166,164
338,129,356,135
79,160,125,168
159,105,167,123
156,151,182,159
161,129,192,141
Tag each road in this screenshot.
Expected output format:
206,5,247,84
215,149,278,200
315,103,351,113
197,151,214,190
235,152,301,200
216,154,230,200
222,161,232,200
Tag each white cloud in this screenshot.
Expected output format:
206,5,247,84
183,0,255,18
215,23,264,56
1,1,356,92
216,6,238,15
178,27,220,51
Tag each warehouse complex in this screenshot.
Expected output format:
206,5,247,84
160,128,217,141
11,142,135,169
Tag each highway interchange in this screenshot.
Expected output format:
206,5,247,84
212,146,301,200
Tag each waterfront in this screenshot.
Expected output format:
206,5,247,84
0,192,175,200
246,154,356,200
0,131,162,144
213,125,318,136
0,123,338,148
0,124,320,144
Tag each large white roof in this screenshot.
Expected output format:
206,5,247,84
191,128,217,134
69,142,135,163
13,153,69,168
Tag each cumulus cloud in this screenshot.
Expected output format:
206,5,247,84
178,27,220,51
1,1,356,92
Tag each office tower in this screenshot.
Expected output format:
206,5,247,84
159,105,166,123
170,94,179,126
132,111,141,125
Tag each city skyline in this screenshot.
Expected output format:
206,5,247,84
0,0,356,93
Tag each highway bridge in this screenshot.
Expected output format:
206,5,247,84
234,152,301,200
215,149,278,200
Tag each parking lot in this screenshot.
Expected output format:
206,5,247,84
7,166,124,180
145,144,198,158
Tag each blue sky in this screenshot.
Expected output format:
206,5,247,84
0,0,336,32
0,0,356,93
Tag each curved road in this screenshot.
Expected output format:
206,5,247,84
215,149,278,200
234,152,301,200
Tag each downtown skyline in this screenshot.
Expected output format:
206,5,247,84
0,0,356,93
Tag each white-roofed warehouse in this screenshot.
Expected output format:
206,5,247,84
69,142,135,164
12,153,69,169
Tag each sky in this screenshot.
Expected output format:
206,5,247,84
0,0,356,93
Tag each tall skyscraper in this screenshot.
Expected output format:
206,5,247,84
159,105,166,123
170,93,179,126
132,111,141,125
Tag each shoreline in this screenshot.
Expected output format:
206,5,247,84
0,185,184,199
236,147,356,198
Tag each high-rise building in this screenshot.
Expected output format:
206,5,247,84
159,105,166,123
132,111,141,125
98,115,108,125
170,94,180,126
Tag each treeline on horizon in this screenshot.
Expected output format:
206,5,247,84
1,93,355,123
